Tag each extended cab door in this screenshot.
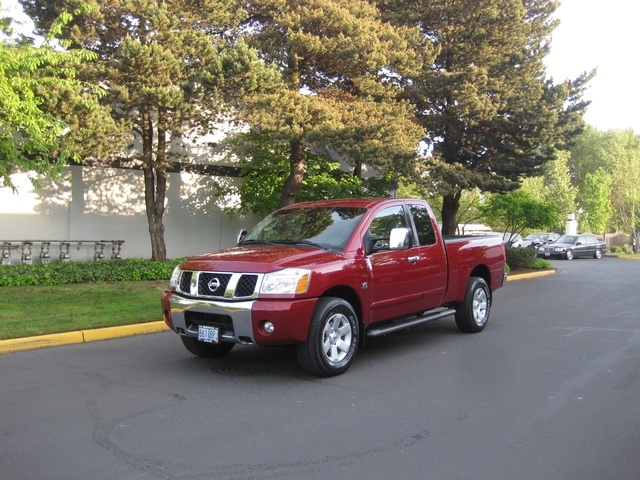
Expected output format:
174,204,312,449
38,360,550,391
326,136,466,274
365,205,425,323
408,203,448,310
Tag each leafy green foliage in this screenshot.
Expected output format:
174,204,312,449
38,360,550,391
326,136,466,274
529,258,552,269
218,133,394,217
505,247,537,270
479,190,557,237
581,168,612,234
0,258,183,287
0,12,119,190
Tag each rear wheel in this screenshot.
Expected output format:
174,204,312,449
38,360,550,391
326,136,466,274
594,248,603,259
181,336,235,358
455,277,490,333
297,297,359,377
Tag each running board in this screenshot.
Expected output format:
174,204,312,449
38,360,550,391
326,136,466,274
365,308,457,338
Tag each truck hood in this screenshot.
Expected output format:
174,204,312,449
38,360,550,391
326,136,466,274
179,245,341,273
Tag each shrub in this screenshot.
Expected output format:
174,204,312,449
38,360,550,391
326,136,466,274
529,258,551,269
505,247,538,270
0,258,185,287
611,246,622,253
622,244,631,254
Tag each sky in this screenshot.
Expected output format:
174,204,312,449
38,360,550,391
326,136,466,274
1,0,638,133
543,0,640,133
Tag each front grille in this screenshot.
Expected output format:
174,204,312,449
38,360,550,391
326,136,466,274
198,272,232,297
236,274,259,297
185,311,233,329
179,271,192,292
177,271,261,300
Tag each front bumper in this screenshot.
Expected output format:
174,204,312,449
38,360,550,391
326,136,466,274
162,290,317,346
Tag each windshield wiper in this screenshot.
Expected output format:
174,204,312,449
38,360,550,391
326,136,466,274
276,239,328,250
239,239,277,246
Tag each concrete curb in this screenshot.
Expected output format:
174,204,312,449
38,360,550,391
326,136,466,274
507,269,556,281
0,321,169,355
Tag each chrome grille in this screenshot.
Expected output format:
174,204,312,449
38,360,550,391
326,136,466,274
198,272,232,297
177,271,262,300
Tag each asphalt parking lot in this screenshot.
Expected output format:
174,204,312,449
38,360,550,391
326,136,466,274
1,256,639,480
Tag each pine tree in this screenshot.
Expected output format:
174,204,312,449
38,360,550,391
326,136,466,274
380,0,592,234
22,0,275,260
241,0,430,206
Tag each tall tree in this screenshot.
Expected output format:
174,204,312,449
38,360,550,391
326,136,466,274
0,6,120,191
606,130,640,245
520,150,577,231
241,0,429,206
380,0,592,234
21,0,276,261
581,168,612,234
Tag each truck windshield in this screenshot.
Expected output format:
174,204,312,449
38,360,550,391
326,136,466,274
241,206,367,251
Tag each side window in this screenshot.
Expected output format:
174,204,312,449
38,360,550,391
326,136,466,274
367,206,407,252
409,204,437,246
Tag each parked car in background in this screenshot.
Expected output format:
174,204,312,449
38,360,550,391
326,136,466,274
523,232,560,249
501,233,525,248
537,234,607,260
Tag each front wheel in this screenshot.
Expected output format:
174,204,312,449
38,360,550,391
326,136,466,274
297,297,359,377
181,336,235,358
565,249,574,260
455,277,490,333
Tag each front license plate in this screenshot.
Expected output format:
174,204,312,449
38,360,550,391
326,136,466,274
198,325,219,344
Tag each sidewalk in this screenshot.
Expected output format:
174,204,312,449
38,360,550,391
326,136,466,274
0,269,554,355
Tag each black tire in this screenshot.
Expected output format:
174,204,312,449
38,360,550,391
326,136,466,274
594,248,602,259
181,336,235,358
565,249,574,260
455,277,490,333
296,297,359,377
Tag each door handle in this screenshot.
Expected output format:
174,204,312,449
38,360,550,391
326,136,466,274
408,255,420,264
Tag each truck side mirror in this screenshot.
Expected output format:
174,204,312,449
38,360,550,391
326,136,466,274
389,227,412,250
237,229,248,244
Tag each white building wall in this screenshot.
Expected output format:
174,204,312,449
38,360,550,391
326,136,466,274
0,165,261,264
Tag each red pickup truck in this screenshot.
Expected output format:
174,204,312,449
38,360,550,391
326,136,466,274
161,198,506,376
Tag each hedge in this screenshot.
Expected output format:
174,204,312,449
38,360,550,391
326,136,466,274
0,258,185,287
505,247,538,270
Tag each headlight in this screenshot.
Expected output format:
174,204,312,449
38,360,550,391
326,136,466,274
260,268,311,295
554,247,566,252
169,265,182,289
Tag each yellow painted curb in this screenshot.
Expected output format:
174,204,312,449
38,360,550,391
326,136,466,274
0,331,85,354
507,269,555,281
0,321,169,355
82,321,168,342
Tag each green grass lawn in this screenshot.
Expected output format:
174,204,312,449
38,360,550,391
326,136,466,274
0,281,167,340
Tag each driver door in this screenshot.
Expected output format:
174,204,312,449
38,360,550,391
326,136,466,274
366,205,424,322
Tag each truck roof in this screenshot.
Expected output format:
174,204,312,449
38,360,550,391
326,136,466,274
280,198,421,210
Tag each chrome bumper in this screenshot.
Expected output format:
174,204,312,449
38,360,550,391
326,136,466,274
169,294,256,345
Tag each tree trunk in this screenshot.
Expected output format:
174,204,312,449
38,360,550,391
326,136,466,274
441,192,461,235
280,137,306,207
141,111,168,262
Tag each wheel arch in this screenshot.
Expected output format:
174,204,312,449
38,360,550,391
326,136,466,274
321,285,363,341
470,264,492,291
